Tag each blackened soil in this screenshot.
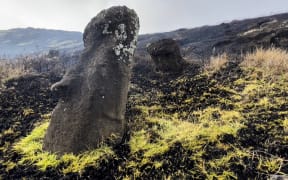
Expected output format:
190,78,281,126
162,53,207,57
1,61,288,179
0,74,60,178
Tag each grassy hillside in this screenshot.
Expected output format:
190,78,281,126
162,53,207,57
0,28,82,58
1,48,288,179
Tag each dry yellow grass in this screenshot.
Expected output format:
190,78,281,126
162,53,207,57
242,47,288,77
0,60,27,86
204,53,228,73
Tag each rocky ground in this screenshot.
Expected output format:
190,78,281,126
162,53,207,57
1,51,288,179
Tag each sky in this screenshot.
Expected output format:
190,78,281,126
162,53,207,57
1,0,288,34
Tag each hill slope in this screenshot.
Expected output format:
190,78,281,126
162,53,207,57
137,12,288,59
1,13,288,59
0,28,83,58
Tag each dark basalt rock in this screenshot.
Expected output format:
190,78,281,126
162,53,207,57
147,38,185,73
43,6,139,154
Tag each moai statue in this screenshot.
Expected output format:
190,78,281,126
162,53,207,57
43,6,139,154
147,38,185,73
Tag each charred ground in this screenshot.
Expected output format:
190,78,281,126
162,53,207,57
1,48,288,179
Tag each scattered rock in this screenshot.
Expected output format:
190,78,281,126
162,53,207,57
147,38,185,73
43,6,139,154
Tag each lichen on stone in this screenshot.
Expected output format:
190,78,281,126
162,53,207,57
113,44,123,56
115,24,127,41
113,22,139,63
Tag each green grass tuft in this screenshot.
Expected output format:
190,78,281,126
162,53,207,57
13,114,114,174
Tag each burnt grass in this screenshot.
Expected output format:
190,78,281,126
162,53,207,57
1,62,288,179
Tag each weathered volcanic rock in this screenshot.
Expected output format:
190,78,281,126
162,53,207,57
43,6,139,154
147,38,185,72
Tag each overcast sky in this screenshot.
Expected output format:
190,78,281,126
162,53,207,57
1,0,288,34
